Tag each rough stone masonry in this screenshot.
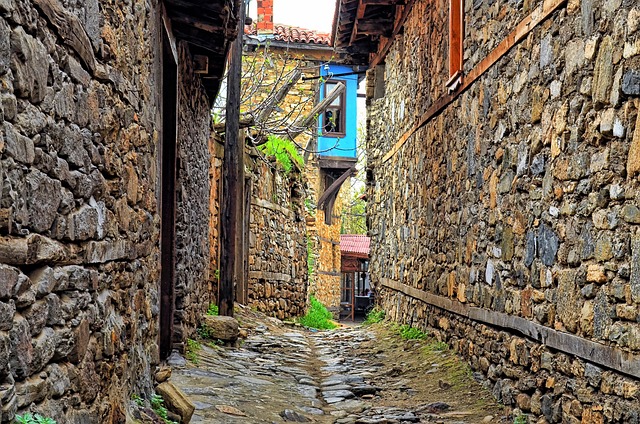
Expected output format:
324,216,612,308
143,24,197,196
0,0,218,421
367,0,640,422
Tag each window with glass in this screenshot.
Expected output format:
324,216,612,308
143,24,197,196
323,80,345,136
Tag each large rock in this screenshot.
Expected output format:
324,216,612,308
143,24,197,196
156,382,195,423
10,26,49,103
202,315,239,341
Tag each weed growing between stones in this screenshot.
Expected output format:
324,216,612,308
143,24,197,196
185,339,201,364
14,414,56,424
299,295,337,329
151,395,178,424
364,306,385,325
513,413,529,424
207,303,219,316
423,340,449,352
397,324,428,340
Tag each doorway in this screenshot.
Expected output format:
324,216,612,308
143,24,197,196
159,25,178,360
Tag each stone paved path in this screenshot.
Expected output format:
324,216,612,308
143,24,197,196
169,308,506,423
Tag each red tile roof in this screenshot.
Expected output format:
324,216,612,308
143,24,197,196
245,23,331,45
340,234,370,256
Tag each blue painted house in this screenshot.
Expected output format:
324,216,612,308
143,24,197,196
317,64,359,160
315,63,363,225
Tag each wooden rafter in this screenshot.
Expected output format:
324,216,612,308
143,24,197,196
369,0,416,67
349,2,368,44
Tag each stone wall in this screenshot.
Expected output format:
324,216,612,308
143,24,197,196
0,0,214,421
367,0,640,421
173,45,213,348
305,154,346,312
247,158,308,319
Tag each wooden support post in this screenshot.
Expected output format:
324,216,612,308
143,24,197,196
219,0,246,317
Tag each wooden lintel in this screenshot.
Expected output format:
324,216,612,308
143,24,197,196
382,0,567,162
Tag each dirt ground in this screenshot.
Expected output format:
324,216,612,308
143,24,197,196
350,322,510,422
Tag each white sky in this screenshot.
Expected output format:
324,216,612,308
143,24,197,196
248,0,336,33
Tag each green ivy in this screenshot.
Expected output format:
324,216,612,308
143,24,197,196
258,135,303,174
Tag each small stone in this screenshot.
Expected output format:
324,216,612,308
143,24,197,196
280,409,310,422
581,284,597,298
622,70,640,96
538,224,559,266
424,402,451,413
587,265,607,283
592,36,614,106
155,366,172,383
621,204,640,223
627,112,640,177
157,382,196,422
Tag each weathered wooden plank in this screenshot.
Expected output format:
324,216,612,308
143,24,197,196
248,271,292,282
251,198,294,218
33,0,96,74
381,279,640,380
219,0,245,317
382,0,566,163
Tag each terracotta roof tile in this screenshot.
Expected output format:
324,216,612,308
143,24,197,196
245,23,331,45
340,234,370,256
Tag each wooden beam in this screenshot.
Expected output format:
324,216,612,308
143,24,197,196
381,279,640,380
318,166,355,208
357,21,394,36
349,2,367,45
382,0,567,162
219,0,245,318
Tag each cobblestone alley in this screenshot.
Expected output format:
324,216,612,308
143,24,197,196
167,307,506,424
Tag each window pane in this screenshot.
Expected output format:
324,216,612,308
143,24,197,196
326,82,342,106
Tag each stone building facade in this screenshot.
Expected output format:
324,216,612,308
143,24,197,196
224,1,356,317
0,0,233,421
335,0,640,421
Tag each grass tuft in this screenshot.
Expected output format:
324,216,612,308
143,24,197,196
185,338,201,364
397,324,428,340
364,307,385,325
299,296,337,330
513,414,528,424
207,303,219,316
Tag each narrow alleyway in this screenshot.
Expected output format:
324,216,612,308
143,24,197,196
169,307,507,423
